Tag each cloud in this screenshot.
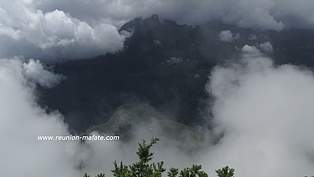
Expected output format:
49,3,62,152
0,58,83,177
0,0,125,60
203,45,314,177
218,30,239,42
0,59,203,177
241,45,262,57
1,1,314,176
2,0,314,60
35,0,314,31
259,41,274,53
2,47,314,177
23,59,64,88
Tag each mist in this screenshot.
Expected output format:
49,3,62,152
202,45,314,176
1,43,314,176
0,58,203,177
1,1,314,176
0,58,82,177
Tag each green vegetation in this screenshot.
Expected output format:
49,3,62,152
83,138,235,177
215,166,235,177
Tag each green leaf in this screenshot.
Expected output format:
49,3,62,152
215,166,235,177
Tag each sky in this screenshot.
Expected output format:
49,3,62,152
2,0,314,60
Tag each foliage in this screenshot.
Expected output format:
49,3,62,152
96,174,106,177
215,166,235,177
83,138,235,177
83,173,91,177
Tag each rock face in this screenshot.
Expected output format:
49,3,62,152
84,103,207,149
38,15,314,133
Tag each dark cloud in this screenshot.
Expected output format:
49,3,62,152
1,1,314,176
36,0,314,31
2,0,314,60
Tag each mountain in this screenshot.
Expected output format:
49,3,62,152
38,15,314,133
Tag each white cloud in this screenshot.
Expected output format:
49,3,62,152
0,59,82,177
0,58,201,177
219,30,233,42
203,45,314,177
2,50,314,176
35,0,314,31
0,0,125,60
259,41,274,53
23,59,64,88
218,30,239,42
241,45,262,57
2,0,314,60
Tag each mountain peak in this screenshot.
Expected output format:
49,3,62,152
120,14,162,33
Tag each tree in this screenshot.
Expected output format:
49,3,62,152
83,173,91,177
96,174,106,177
113,138,165,177
178,165,208,177
168,168,178,177
215,166,235,177
83,138,235,177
